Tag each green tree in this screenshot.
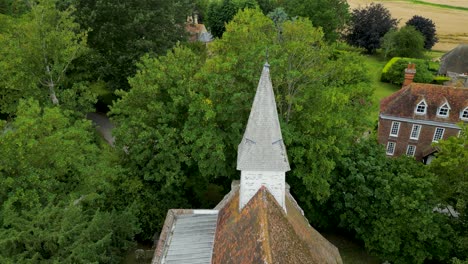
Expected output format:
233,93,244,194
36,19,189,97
0,0,92,116
282,0,349,41
406,15,438,50
430,124,468,260
110,46,215,239
324,138,449,263
345,3,398,53
381,26,425,58
206,0,236,38
0,99,139,263
72,0,190,92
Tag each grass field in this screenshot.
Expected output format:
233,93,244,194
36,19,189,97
361,54,400,120
347,0,468,51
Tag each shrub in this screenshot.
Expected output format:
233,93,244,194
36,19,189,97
381,26,425,58
432,75,451,85
381,57,433,85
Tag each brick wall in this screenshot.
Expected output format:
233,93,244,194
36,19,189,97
378,117,460,161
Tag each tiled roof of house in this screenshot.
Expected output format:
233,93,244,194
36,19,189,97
380,83,468,123
237,63,290,171
212,187,342,264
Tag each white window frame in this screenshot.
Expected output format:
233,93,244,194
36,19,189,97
432,127,445,142
406,145,416,156
460,107,468,121
389,121,401,137
415,99,427,115
410,124,421,140
386,142,396,156
437,103,450,118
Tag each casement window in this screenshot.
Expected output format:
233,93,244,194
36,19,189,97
389,121,400,137
406,145,416,156
410,124,421,140
437,103,450,117
432,127,445,142
386,142,396,155
415,100,427,115
461,107,468,120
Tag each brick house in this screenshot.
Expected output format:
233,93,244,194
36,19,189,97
378,64,468,163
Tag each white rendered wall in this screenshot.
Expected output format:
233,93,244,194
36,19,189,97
239,171,285,211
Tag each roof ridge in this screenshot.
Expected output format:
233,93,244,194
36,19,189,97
259,188,273,264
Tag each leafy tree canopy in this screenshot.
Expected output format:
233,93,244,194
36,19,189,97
71,0,191,92
430,124,468,260
282,0,349,41
0,99,139,263
110,8,374,238
381,26,426,58
321,138,451,263
345,3,398,53
0,0,94,117
406,15,438,50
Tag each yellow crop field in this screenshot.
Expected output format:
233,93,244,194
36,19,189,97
346,0,468,51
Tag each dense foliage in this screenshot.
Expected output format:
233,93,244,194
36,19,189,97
0,99,139,263
381,26,426,58
71,0,190,92
282,0,349,41
312,138,455,263
381,57,434,85
344,3,398,53
0,0,93,116
430,124,468,261
406,15,438,50
110,8,374,238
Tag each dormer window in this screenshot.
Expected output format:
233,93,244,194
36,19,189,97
437,103,450,117
461,107,468,120
415,100,427,115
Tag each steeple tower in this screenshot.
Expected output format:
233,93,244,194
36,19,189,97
238,62,290,211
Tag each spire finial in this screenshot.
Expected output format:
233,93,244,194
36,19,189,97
265,47,269,67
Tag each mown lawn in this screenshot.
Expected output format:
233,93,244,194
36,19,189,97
361,54,400,121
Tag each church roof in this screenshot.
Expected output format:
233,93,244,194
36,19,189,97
152,210,218,264
212,186,342,264
237,63,290,171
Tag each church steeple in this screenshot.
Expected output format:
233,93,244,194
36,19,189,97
237,62,290,171
238,63,289,211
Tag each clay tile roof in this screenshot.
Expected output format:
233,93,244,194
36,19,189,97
212,188,342,264
380,83,468,123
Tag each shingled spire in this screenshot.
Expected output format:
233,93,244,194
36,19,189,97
237,62,290,171
238,62,290,211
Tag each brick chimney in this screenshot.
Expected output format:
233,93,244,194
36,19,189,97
403,63,416,87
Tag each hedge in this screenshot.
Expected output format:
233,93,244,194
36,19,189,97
381,57,434,85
